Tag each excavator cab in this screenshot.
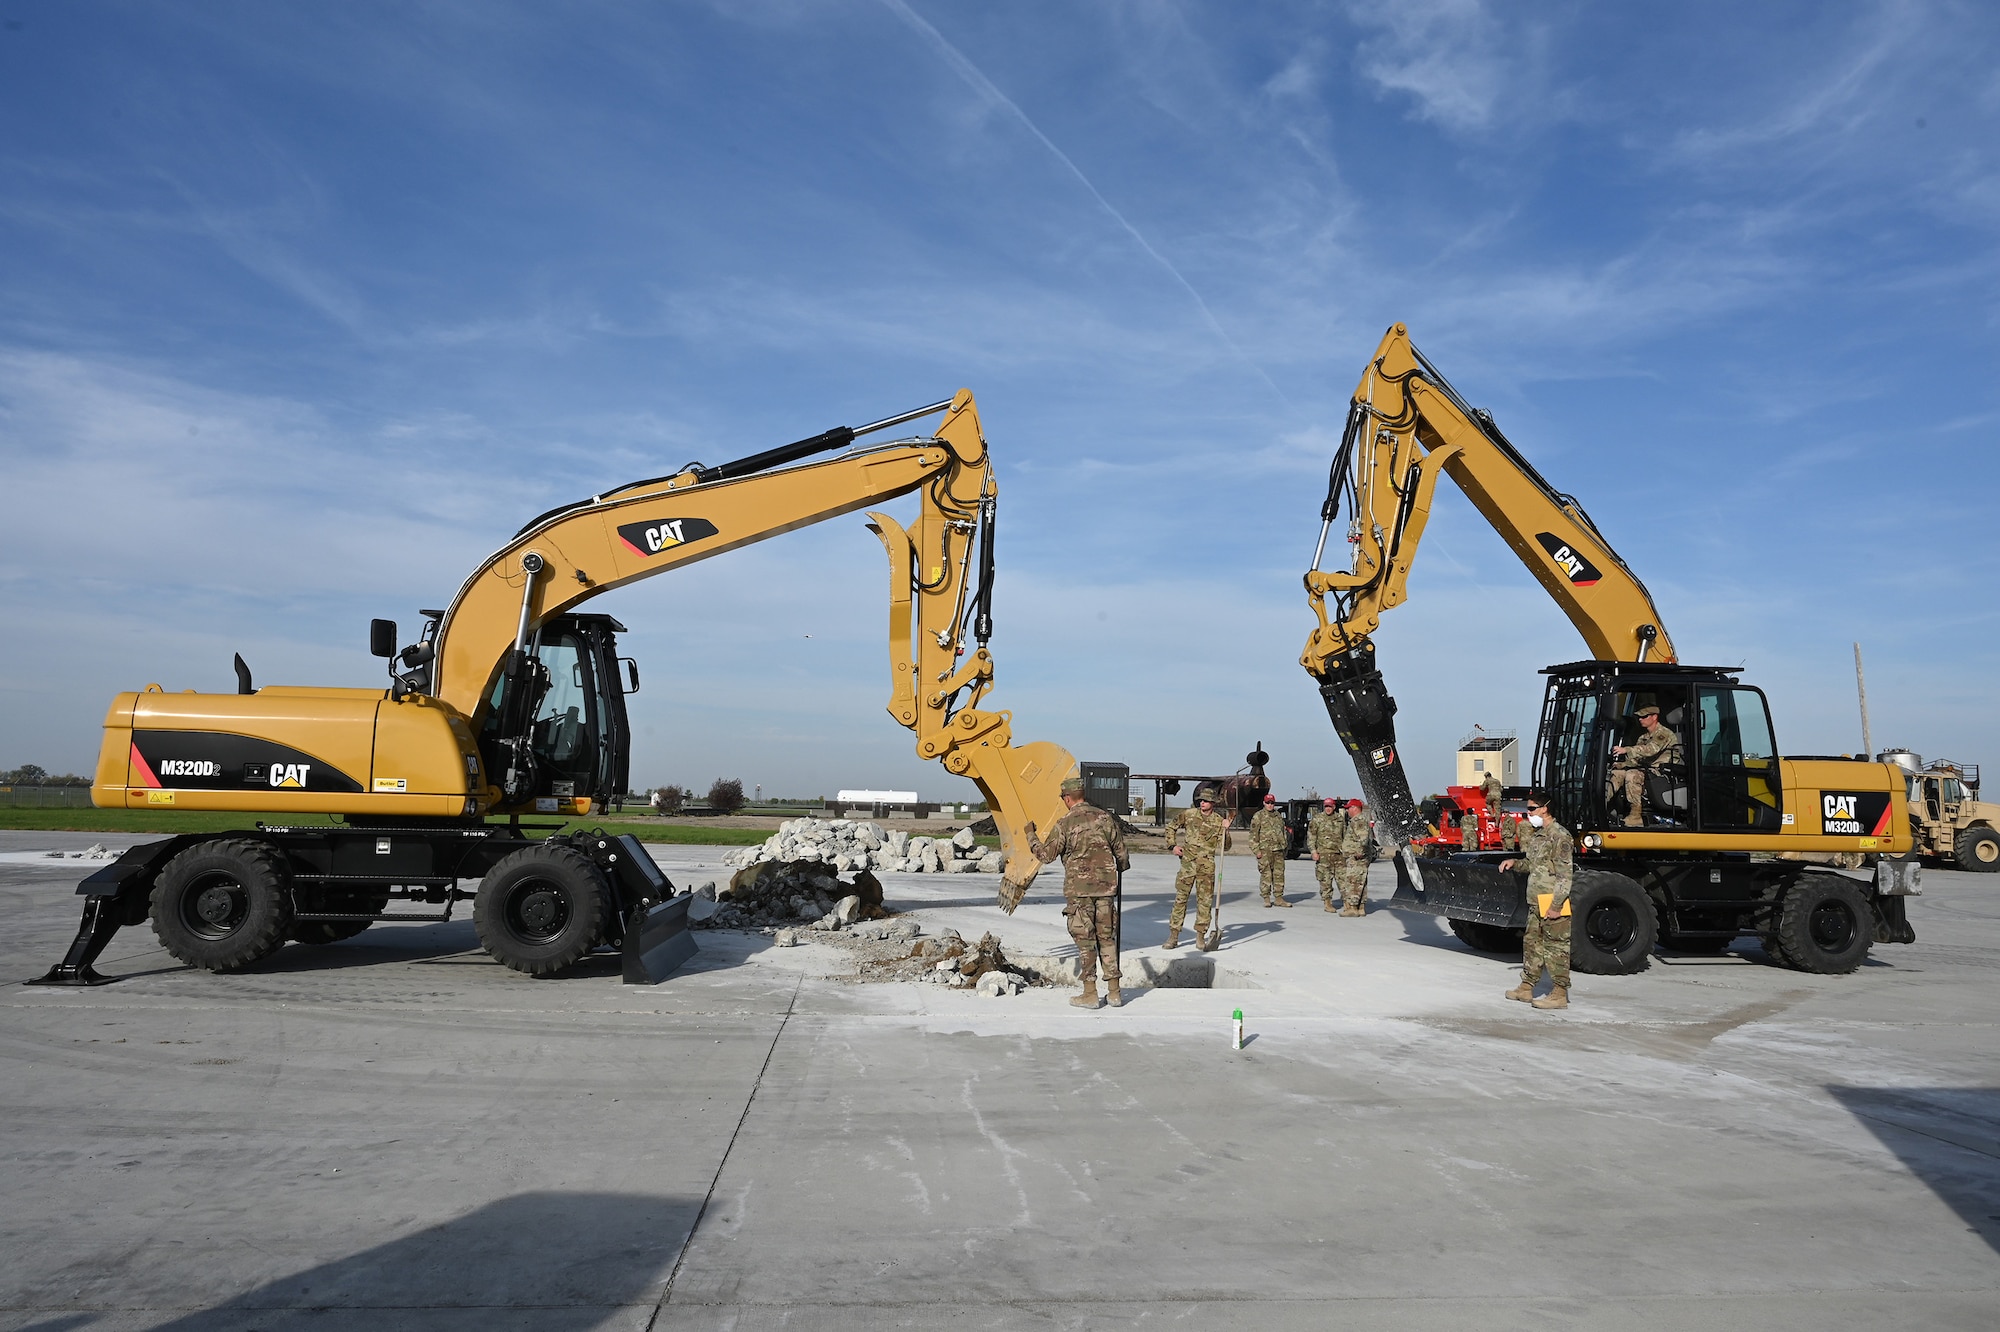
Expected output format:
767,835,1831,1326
477,613,635,811
1537,661,1783,835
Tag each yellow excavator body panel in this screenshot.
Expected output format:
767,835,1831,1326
94,685,480,818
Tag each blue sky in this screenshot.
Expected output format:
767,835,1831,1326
3,1,1997,802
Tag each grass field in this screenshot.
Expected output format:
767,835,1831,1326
0,808,770,845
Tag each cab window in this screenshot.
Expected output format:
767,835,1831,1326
1695,687,1782,831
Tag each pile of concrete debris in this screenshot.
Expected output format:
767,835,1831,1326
721,817,1003,875
686,858,888,931
854,928,1040,994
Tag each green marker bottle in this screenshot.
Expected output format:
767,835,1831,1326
1232,1008,1244,1050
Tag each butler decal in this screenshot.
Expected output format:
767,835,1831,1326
1535,532,1602,587
617,517,719,558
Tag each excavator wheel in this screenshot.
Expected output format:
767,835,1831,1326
1954,826,2000,872
1771,873,1872,974
1566,870,1655,975
475,843,610,976
150,838,295,973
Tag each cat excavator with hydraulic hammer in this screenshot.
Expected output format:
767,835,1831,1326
1302,324,1919,975
34,392,1073,986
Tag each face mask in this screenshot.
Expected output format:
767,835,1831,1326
1527,814,1545,828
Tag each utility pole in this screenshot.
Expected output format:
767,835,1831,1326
1854,642,1874,760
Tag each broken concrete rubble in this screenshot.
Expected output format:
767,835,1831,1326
721,817,999,874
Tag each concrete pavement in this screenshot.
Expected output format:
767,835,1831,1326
2,830,1996,1329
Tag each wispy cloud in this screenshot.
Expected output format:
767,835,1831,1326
880,0,1294,411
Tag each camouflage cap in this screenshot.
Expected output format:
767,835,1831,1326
1059,776,1085,796
1196,787,1219,805
1636,705,1660,719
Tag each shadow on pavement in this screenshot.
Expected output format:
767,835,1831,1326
148,1191,696,1329
1831,1086,2000,1256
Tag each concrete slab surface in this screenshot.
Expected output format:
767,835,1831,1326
2,829,1996,1329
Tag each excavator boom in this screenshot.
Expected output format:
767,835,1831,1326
1301,324,1676,845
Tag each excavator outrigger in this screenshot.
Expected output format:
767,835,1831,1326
1302,325,1919,974
34,392,1073,986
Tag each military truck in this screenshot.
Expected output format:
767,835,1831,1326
1883,751,1999,871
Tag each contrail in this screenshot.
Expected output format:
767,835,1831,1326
881,0,1293,410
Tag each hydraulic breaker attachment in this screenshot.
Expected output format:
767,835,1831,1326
1313,640,1427,848
25,838,193,987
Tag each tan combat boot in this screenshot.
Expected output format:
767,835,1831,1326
1274,896,1292,908
1071,979,1101,1009
1531,985,1569,1011
1163,927,1181,950
1340,904,1364,917
1504,977,1536,1003
1104,981,1122,1008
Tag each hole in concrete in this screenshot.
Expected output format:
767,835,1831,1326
1130,956,1261,990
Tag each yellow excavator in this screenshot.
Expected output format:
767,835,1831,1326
1302,324,1919,974
34,392,1073,985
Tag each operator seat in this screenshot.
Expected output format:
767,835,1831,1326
1645,704,1690,823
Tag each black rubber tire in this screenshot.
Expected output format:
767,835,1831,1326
1449,919,1525,955
290,888,391,945
1759,934,1793,968
1568,870,1655,975
474,843,610,976
1954,826,2000,872
1773,873,1873,974
150,838,294,972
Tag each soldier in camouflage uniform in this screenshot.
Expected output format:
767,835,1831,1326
1460,807,1479,852
1499,811,1519,852
1480,770,1503,823
1028,775,1131,1009
1166,788,1230,948
1501,790,1573,1010
1336,799,1372,915
1250,794,1292,908
1307,797,1346,911
1608,704,1681,827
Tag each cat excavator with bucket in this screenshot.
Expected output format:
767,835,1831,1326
1301,325,1919,975
33,392,1073,986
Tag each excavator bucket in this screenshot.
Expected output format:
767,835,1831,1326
966,738,1074,914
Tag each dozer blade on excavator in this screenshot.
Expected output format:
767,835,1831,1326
597,835,700,985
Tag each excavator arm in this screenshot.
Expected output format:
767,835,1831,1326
427,390,1071,899
1301,324,1676,845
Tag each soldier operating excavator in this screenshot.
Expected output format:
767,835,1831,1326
1302,325,1920,976
35,392,1074,986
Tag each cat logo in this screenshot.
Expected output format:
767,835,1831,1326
269,763,312,789
1820,790,1892,837
1535,532,1602,587
1370,745,1397,768
616,516,720,558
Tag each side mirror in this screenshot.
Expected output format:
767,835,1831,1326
369,619,398,659
621,657,641,694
